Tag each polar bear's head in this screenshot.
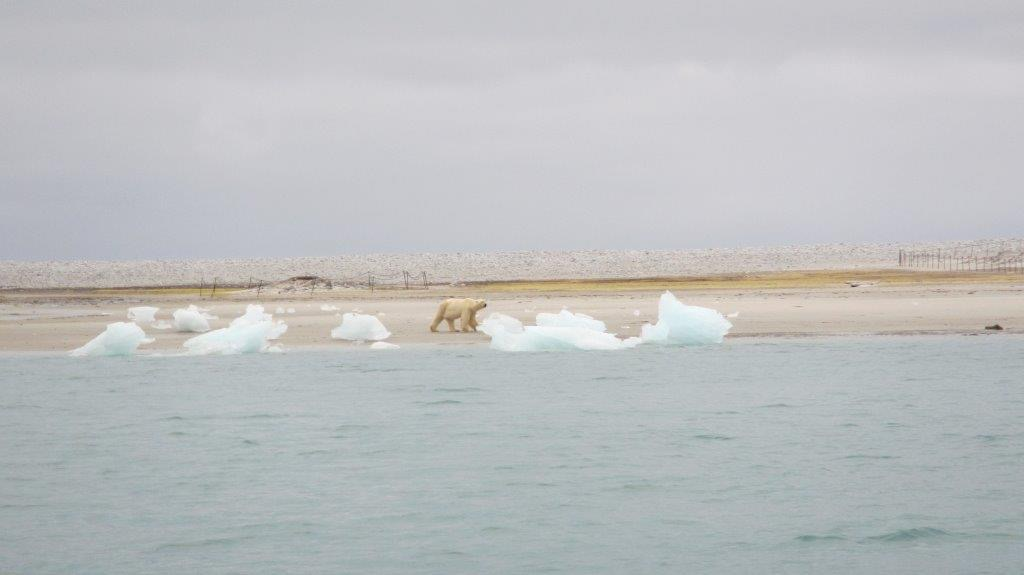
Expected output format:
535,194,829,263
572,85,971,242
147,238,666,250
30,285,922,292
472,299,488,311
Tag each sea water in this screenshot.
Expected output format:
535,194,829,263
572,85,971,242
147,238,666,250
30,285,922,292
1,336,1022,574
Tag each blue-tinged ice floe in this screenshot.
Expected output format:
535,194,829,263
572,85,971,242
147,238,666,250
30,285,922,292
640,291,732,345
331,313,391,342
370,341,401,350
70,322,154,357
127,306,159,324
173,304,217,333
482,291,731,352
182,305,286,354
535,309,607,332
491,325,641,351
482,312,639,352
479,313,525,337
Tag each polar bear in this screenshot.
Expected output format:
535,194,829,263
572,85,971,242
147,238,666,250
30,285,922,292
430,298,488,332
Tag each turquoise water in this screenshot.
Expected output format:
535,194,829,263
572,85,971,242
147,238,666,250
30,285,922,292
1,337,1022,574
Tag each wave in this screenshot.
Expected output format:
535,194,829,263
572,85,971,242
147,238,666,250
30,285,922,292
865,527,951,542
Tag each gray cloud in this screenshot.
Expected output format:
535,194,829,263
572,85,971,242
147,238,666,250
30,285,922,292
2,1,1023,259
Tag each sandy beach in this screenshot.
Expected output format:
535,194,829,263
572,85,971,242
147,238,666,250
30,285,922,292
2,268,1021,353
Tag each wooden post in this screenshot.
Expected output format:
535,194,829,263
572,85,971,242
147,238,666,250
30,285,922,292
404,271,410,290
422,272,428,288
211,278,217,298
200,277,205,299
256,280,263,300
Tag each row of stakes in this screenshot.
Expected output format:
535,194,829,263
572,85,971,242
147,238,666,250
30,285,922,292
196,271,435,299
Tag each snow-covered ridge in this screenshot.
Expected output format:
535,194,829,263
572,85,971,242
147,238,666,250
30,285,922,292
2,239,1019,289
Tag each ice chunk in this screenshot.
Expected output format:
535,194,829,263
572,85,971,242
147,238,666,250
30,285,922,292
127,306,159,324
320,304,339,311
633,309,641,317
479,313,525,337
183,306,286,355
640,291,732,345
173,304,217,333
490,325,640,352
726,311,740,319
230,304,272,328
287,308,296,314
331,312,391,341
370,341,400,350
70,322,153,357
535,309,606,332
151,320,173,330
484,311,636,351
275,307,286,314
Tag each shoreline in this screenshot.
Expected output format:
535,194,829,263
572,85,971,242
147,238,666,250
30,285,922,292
1,331,1019,359
2,270,1021,353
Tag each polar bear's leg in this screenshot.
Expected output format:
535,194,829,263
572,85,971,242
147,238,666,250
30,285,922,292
460,308,472,332
430,302,448,332
446,318,457,331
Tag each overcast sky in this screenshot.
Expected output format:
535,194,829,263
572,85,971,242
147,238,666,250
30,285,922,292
2,1,1022,260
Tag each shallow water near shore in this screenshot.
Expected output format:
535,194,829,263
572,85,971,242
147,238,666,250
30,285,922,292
1,336,1022,574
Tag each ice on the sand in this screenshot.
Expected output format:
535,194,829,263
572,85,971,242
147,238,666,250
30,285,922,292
275,307,286,314
479,313,525,337
127,306,159,324
535,309,606,332
331,313,391,341
370,341,400,350
484,295,729,351
490,325,641,352
726,311,740,319
484,310,639,352
183,305,286,355
640,291,732,345
71,322,153,357
229,304,273,327
173,305,217,333
320,304,339,311
151,320,173,330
